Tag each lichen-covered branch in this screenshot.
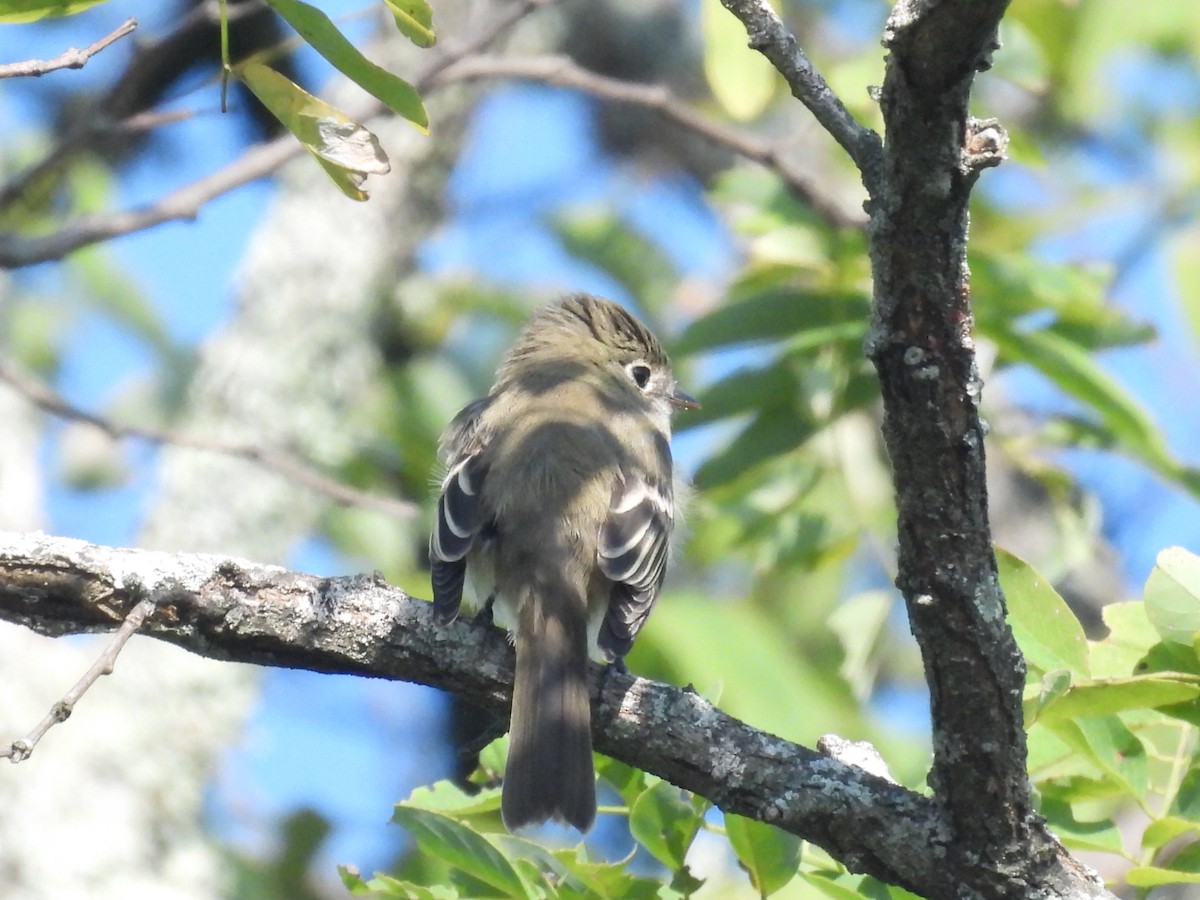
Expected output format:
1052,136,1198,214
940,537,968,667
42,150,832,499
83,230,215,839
0,531,942,894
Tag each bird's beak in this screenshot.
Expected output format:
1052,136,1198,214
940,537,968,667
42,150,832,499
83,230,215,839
669,389,700,411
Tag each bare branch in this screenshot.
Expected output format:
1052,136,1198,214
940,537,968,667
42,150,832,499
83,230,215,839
0,17,137,80
0,361,418,521
0,134,307,267
2,592,156,763
434,54,866,229
717,0,883,194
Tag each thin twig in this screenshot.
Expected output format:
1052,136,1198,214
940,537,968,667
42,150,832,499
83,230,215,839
0,361,419,520
0,18,138,80
2,593,156,763
718,0,884,195
434,54,866,229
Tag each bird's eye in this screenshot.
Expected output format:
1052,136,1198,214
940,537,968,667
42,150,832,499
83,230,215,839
628,362,652,389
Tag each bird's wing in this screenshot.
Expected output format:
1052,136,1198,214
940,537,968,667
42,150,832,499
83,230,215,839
596,474,673,661
429,399,491,624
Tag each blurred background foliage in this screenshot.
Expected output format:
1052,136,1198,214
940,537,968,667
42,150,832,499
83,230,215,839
2,0,1200,896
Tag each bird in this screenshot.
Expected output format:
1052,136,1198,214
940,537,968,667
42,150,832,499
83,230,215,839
429,293,696,832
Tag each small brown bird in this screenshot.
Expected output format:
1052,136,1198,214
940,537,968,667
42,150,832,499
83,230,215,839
429,294,696,832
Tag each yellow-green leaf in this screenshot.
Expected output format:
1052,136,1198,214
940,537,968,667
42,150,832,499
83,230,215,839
390,806,532,896
990,324,1175,475
1035,674,1200,722
1126,866,1200,887
629,781,703,871
725,814,802,896
0,0,106,21
238,62,390,201
384,0,435,48
265,0,428,130
701,0,777,120
1039,798,1123,854
1047,715,1147,798
1146,547,1200,645
1143,816,1199,850
999,549,1090,676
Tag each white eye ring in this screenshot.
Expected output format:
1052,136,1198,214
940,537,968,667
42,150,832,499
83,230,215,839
627,361,652,390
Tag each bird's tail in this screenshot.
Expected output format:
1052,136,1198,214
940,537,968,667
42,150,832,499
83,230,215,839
502,588,595,833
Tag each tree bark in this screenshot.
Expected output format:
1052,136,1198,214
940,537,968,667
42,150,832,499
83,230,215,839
0,532,1109,898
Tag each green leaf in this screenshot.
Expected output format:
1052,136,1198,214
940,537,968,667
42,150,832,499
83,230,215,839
973,252,1153,350
238,63,390,201
628,781,702,871
799,872,865,899
1169,767,1200,820
639,592,867,753
695,409,815,490
1145,547,1200,645
338,867,453,898
1038,797,1123,853
693,369,877,490
1026,668,1072,723
0,0,107,21
338,865,370,894
595,757,649,808
265,0,428,130
1035,674,1200,722
725,814,802,896
1048,716,1148,798
1126,866,1200,887
679,361,797,430
1169,837,1200,873
828,591,894,701
552,210,678,314
669,866,706,897
997,549,1090,676
71,249,177,359
1142,816,1198,850
552,853,664,900
384,0,435,48
1091,601,1162,678
403,779,502,819
389,805,531,896
701,0,777,120
990,324,1175,474
491,835,584,893
1172,222,1200,347
675,285,868,355
1027,719,1077,776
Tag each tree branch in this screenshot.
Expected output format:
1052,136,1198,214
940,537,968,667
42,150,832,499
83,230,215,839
0,0,554,268
711,0,1113,894
0,531,1109,897
863,0,1076,893
0,17,137,80
717,0,884,194
2,591,156,763
433,54,866,229
0,133,306,267
0,361,419,520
